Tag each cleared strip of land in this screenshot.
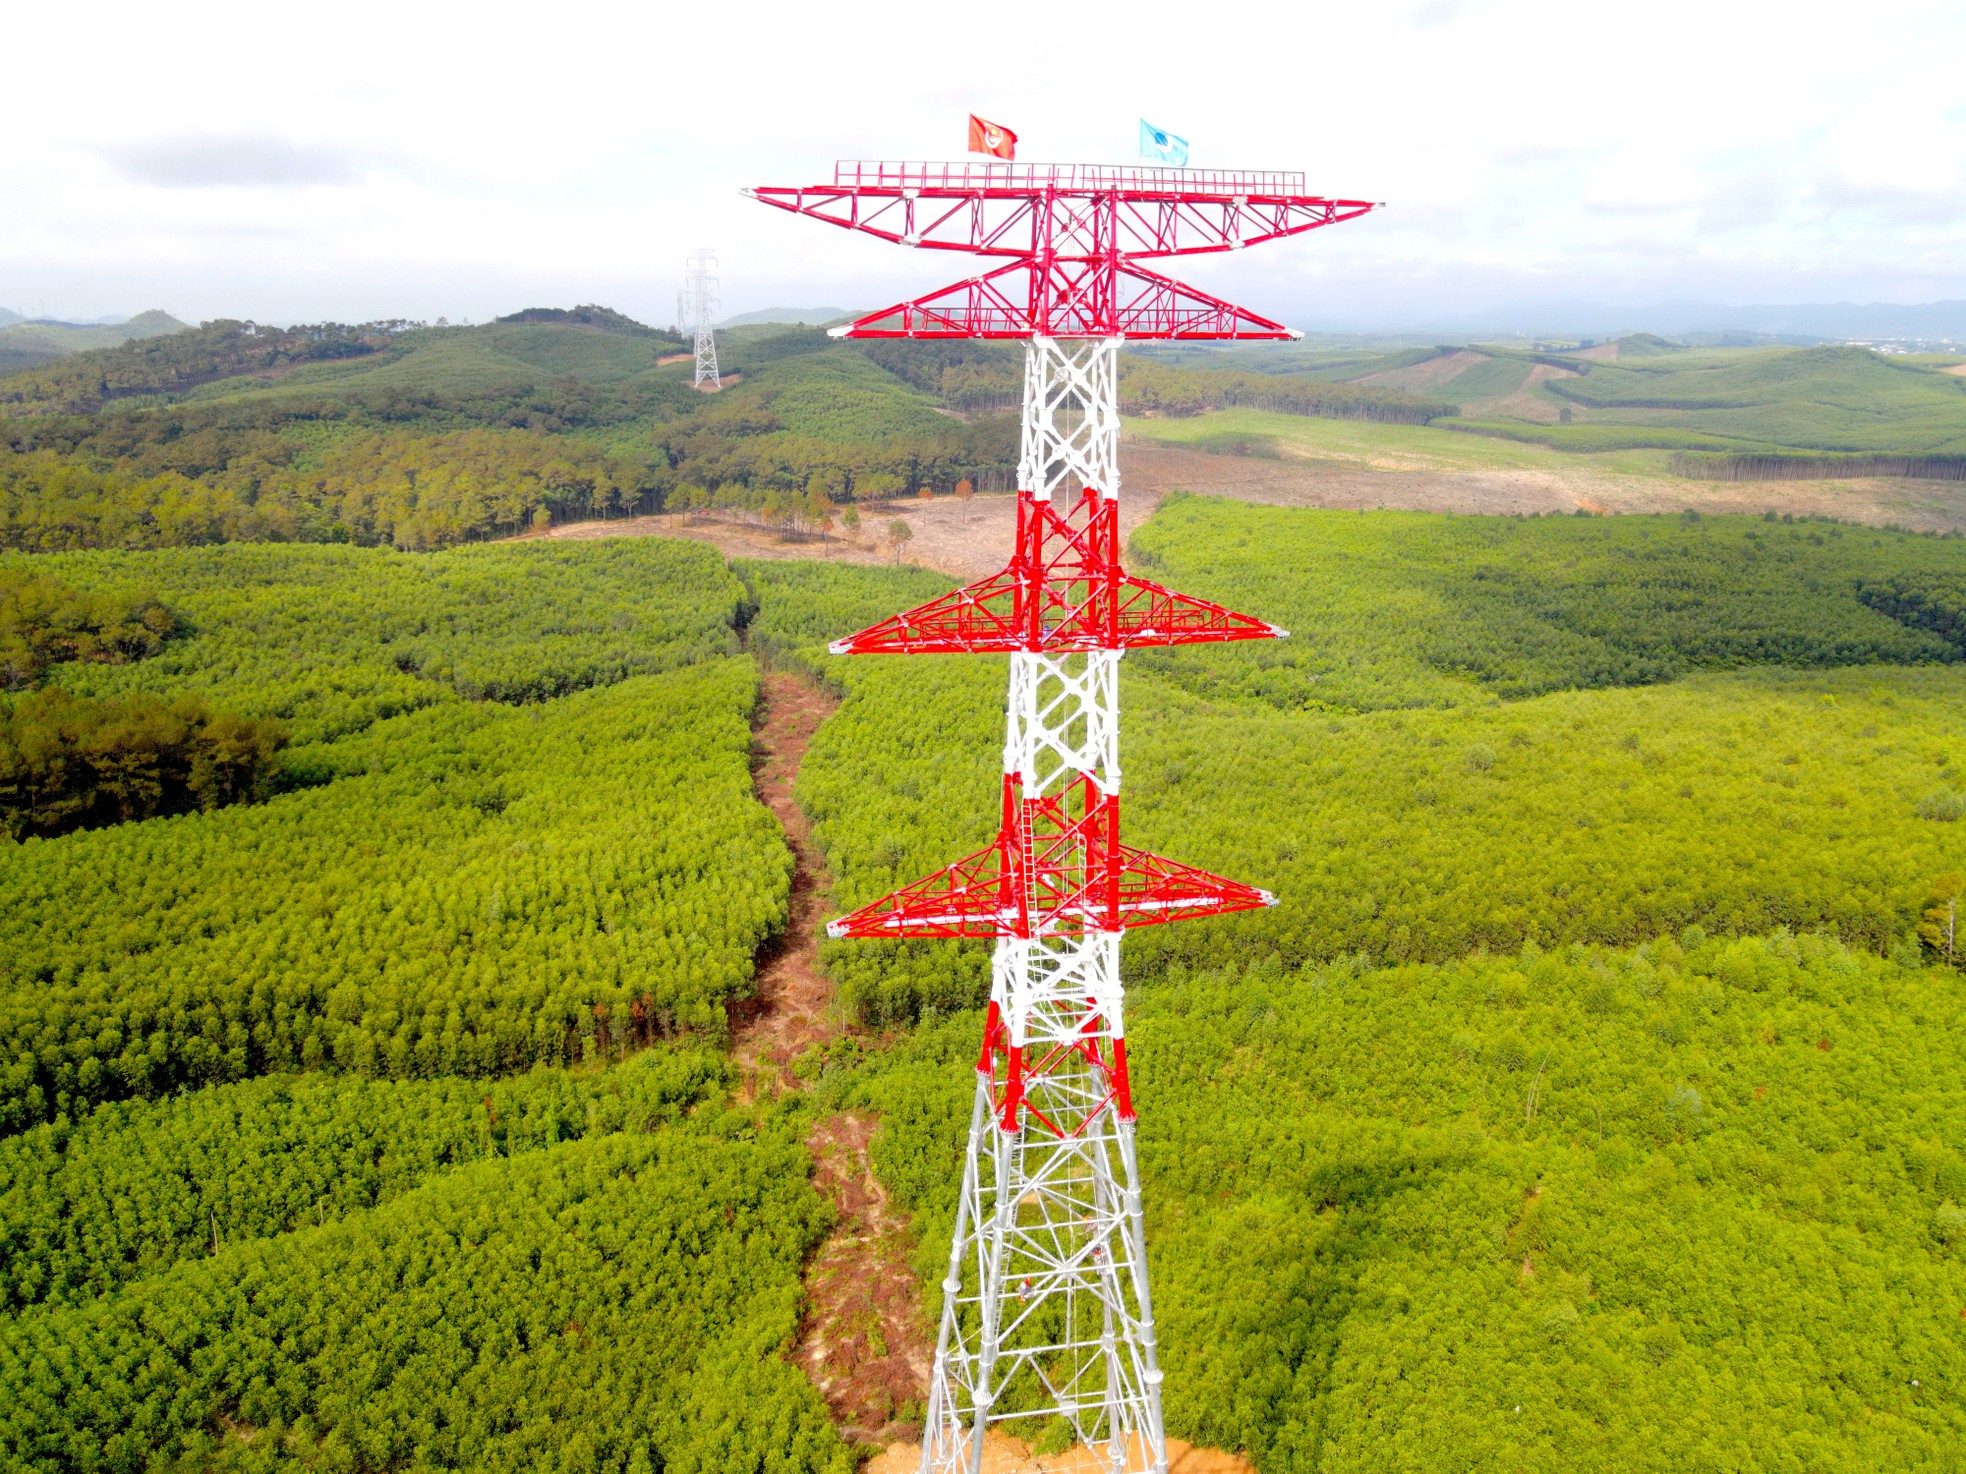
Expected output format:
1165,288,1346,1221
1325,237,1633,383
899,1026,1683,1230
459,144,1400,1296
522,418,1966,587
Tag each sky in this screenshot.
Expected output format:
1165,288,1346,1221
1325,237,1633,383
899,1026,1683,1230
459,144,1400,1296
3,0,1964,331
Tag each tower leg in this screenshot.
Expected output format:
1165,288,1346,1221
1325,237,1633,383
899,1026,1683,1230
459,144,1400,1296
917,942,1166,1471
921,1074,994,1473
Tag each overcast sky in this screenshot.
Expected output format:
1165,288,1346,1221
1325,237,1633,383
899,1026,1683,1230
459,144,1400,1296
4,0,1963,330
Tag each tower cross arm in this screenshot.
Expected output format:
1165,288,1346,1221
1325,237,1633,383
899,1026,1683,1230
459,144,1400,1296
743,166,1378,261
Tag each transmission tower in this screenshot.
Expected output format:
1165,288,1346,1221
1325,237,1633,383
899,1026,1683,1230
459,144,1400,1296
748,159,1375,1473
682,248,721,389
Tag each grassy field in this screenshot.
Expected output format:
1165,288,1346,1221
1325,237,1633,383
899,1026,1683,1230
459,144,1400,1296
1144,338,1966,461
1125,405,1683,476
1545,345,1966,453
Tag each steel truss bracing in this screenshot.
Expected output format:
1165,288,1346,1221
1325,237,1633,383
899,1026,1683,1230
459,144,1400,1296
746,160,1373,1474
683,248,721,389
745,162,1377,340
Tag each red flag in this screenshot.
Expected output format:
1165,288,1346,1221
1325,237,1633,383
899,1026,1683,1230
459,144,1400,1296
967,114,1017,161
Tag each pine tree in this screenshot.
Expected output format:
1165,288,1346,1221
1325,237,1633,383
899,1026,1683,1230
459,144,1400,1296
1919,872,1964,962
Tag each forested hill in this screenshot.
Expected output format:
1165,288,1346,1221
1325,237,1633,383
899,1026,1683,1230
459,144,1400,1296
0,319,409,415
0,312,1019,551
0,310,192,379
0,309,1456,554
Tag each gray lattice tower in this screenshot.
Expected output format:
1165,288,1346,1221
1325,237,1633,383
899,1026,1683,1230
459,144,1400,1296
683,248,721,389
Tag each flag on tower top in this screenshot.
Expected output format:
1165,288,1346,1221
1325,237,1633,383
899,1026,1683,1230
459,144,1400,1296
968,114,1017,161
1139,120,1189,168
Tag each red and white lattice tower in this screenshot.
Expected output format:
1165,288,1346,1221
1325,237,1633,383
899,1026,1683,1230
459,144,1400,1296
747,160,1374,1473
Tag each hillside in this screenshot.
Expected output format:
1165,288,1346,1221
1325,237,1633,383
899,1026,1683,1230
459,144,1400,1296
0,309,190,377
720,306,855,327
15,313,1965,566
1353,340,1966,457
0,312,1481,555
1133,337,1966,469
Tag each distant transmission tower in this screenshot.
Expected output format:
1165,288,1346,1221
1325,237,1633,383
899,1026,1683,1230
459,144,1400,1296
749,162,1375,1470
682,248,721,389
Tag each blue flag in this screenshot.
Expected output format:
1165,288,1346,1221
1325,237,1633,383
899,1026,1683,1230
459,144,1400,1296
1139,120,1189,168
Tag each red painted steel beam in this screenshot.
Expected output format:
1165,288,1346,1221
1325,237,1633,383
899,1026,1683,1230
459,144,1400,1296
827,832,1275,940
827,774,1276,941
830,489,1283,654
743,160,1378,341
744,170,1375,260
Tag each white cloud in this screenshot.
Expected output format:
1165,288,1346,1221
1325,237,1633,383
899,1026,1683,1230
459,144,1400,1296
0,0,1962,324
105,138,359,189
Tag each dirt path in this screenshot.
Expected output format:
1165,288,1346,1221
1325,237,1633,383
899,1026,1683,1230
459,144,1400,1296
797,1112,935,1441
731,670,936,1446
730,671,845,1086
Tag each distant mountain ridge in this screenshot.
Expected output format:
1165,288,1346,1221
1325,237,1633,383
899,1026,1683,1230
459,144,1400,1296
716,307,853,328
1315,298,1966,343
0,310,192,376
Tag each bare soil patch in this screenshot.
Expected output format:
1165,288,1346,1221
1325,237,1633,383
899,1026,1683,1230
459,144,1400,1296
522,512,897,568
518,439,1966,596
1469,361,1577,423
522,503,1012,581
1124,438,1593,515
1122,439,1966,533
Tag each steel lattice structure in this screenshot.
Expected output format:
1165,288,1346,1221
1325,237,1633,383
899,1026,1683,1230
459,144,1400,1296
750,159,1373,1474
682,248,721,389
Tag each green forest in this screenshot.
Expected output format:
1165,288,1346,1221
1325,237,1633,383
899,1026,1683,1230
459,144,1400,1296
6,306,1966,1470
0,536,852,1471
0,310,1522,556
0,314,1027,552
